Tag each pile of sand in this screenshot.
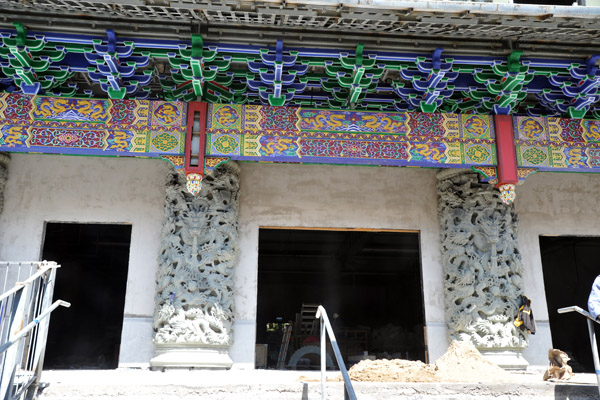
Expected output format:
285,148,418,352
344,340,514,383
348,359,438,383
433,340,513,383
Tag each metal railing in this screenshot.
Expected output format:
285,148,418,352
557,306,600,398
0,262,70,400
315,305,357,400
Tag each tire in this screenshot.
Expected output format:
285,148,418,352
288,345,334,369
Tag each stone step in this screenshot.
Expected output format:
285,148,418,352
34,369,600,400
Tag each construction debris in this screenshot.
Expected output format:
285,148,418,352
434,340,513,383
347,358,439,383
543,349,574,381
344,340,514,383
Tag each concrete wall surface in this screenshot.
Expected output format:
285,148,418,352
0,154,169,366
516,171,600,366
2,154,594,370
234,163,447,368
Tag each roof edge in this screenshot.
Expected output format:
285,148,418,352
288,0,600,17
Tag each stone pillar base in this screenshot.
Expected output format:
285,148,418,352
150,345,233,370
479,349,529,370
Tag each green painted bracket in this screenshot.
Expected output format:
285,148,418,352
568,107,588,119
339,43,377,70
191,34,204,59
268,94,287,106
420,101,438,113
106,86,127,99
2,22,45,51
14,68,36,85
178,34,217,63
507,51,526,74
492,51,528,75
9,47,49,71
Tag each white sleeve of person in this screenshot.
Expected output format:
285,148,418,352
588,275,600,320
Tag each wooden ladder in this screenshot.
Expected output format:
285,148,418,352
277,324,293,369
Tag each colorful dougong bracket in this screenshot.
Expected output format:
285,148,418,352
471,51,532,115
472,166,516,204
473,166,538,189
472,166,499,185
393,48,458,113
324,43,383,108
473,166,538,205
537,55,600,119
166,35,231,101
247,40,308,106
0,22,72,95
203,157,230,176
85,30,152,99
2,27,600,118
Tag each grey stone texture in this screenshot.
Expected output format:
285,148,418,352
437,169,527,350
153,162,240,347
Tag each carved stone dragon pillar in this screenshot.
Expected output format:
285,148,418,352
437,169,529,369
0,153,9,215
151,162,239,369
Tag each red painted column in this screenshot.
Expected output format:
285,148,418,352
184,101,208,195
494,114,518,204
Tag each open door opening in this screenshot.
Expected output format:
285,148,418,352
41,222,132,369
540,235,600,373
256,228,426,370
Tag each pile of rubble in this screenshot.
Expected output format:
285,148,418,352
346,340,514,383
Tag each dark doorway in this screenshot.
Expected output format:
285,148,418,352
540,235,600,373
256,228,425,369
41,222,132,369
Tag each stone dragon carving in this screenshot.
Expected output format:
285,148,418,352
437,170,527,349
0,153,9,215
153,162,239,346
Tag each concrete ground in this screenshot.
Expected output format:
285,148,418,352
34,368,600,400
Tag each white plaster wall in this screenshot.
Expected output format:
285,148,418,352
233,163,448,369
0,154,169,367
3,155,586,370
516,171,600,366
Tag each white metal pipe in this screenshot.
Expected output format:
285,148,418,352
0,263,59,302
316,305,357,400
0,284,28,400
0,300,71,355
586,319,600,398
320,318,326,400
558,306,600,397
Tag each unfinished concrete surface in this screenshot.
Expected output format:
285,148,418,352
2,154,600,369
515,171,600,367
0,154,170,368
236,163,447,368
35,370,600,400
